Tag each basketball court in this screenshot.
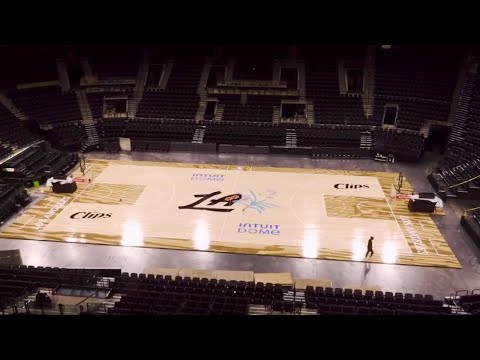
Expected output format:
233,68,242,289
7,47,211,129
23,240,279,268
0,159,461,268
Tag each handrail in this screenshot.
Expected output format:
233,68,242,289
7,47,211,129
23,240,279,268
463,206,480,215
447,173,480,189
75,290,98,308
455,289,469,299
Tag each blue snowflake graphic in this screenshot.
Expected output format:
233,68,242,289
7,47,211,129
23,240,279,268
235,189,278,214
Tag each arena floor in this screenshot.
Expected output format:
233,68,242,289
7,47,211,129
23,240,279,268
0,151,478,299
0,158,460,268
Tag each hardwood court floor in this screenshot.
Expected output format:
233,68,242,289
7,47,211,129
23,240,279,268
0,159,460,268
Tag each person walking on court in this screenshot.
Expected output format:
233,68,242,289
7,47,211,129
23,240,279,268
365,236,374,258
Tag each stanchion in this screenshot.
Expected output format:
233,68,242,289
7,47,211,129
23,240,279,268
80,155,87,175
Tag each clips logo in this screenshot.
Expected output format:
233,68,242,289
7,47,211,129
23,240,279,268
334,183,370,189
70,212,112,219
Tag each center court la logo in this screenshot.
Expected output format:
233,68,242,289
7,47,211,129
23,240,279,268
178,189,278,214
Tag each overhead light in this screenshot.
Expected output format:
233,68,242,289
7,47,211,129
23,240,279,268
381,45,392,50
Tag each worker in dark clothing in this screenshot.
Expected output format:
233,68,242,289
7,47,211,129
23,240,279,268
365,236,374,258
